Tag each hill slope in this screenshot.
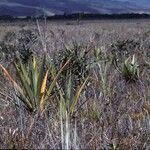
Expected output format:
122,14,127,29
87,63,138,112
0,0,149,16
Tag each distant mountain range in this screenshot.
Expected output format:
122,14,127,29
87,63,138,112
0,0,150,17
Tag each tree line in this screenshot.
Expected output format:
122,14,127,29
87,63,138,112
0,13,150,21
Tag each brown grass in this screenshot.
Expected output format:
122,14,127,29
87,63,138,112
0,19,150,149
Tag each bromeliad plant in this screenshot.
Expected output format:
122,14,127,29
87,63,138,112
120,54,139,81
0,53,69,112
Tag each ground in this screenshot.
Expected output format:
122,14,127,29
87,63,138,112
0,19,150,149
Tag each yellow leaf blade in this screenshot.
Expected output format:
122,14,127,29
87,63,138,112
40,70,49,94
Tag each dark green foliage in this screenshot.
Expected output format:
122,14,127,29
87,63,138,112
53,43,90,87
122,55,139,81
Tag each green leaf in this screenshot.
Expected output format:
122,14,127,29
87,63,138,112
14,62,35,108
40,59,70,111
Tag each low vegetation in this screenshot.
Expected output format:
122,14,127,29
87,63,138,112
0,20,150,149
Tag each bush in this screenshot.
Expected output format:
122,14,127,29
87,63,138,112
53,43,90,88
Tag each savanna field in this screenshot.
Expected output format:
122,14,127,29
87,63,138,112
0,19,150,149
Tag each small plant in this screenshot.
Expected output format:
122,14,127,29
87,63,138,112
0,53,69,112
110,39,140,60
110,40,140,82
54,71,89,117
110,39,140,70
93,48,113,97
87,101,101,121
121,54,139,81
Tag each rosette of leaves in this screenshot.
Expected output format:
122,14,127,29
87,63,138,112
0,53,70,112
120,54,139,81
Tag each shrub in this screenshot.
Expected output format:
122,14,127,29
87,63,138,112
53,43,90,88
0,53,69,112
